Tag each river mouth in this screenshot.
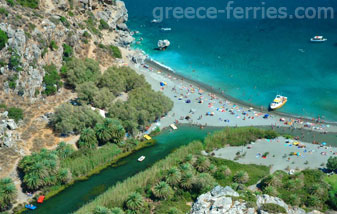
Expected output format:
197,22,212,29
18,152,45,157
22,125,337,214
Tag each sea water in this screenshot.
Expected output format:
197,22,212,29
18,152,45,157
123,0,337,121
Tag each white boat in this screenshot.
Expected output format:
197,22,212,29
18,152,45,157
138,156,145,162
151,19,160,23
170,124,178,130
310,36,327,42
270,95,287,110
161,28,172,31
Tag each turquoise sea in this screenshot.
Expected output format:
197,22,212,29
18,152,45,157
123,0,337,122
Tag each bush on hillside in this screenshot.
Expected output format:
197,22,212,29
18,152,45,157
259,203,286,214
42,64,62,96
327,157,337,171
0,29,8,50
8,107,23,122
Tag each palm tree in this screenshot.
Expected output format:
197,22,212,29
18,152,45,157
194,173,216,192
125,192,144,211
78,128,98,149
219,165,232,176
95,123,112,143
180,172,194,190
104,118,125,143
194,156,210,172
233,171,249,184
167,207,183,214
0,178,17,211
93,206,111,214
152,181,173,199
165,167,181,186
111,207,125,214
263,186,278,196
208,164,217,174
180,163,192,172
24,174,41,190
58,168,72,184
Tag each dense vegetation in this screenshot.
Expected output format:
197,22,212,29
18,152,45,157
0,29,8,50
327,156,337,172
17,0,39,9
18,149,72,191
75,128,337,214
75,128,277,214
55,58,173,135
260,169,331,210
0,178,17,211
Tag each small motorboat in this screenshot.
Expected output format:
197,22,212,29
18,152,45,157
138,156,145,162
310,36,327,42
25,204,37,210
161,27,172,31
270,95,287,110
151,19,160,23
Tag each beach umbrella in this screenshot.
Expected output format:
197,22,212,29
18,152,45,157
322,142,327,146
186,99,191,103
263,114,269,119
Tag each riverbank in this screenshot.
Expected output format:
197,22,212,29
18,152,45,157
15,139,156,213
122,49,337,134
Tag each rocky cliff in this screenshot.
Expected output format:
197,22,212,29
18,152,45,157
190,186,324,214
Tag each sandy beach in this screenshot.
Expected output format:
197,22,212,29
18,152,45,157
212,137,337,173
124,53,337,135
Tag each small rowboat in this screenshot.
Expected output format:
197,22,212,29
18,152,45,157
37,195,45,203
138,156,145,162
25,204,37,210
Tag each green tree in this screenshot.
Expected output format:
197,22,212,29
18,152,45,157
180,172,194,190
62,44,73,61
165,167,181,186
0,29,8,50
125,192,144,211
0,178,17,211
152,181,173,200
43,64,62,96
64,58,100,88
233,171,249,184
167,208,183,214
327,157,337,171
56,142,75,159
92,87,115,109
78,128,98,149
194,156,210,172
76,82,99,104
194,173,216,193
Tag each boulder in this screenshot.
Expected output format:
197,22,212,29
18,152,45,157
6,119,17,130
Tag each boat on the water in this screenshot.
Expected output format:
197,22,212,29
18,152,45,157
161,27,172,31
310,36,327,42
25,204,37,210
151,19,160,23
270,95,287,110
138,156,145,162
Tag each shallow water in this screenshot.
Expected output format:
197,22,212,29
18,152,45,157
124,0,337,121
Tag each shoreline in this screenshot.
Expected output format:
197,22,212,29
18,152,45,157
144,57,337,126
123,50,337,134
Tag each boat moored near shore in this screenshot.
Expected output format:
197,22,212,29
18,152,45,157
270,95,287,110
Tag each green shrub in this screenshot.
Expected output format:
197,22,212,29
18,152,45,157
60,16,70,27
99,19,109,30
0,29,8,50
62,44,73,61
17,0,39,9
49,40,58,51
7,74,18,89
43,64,62,96
6,0,15,7
8,107,24,122
9,52,21,71
327,157,337,172
259,203,286,213
0,7,9,16
107,45,122,58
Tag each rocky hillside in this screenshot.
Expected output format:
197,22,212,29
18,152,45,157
0,0,139,178
191,185,325,214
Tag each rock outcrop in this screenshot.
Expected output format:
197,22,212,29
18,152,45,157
190,186,318,214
